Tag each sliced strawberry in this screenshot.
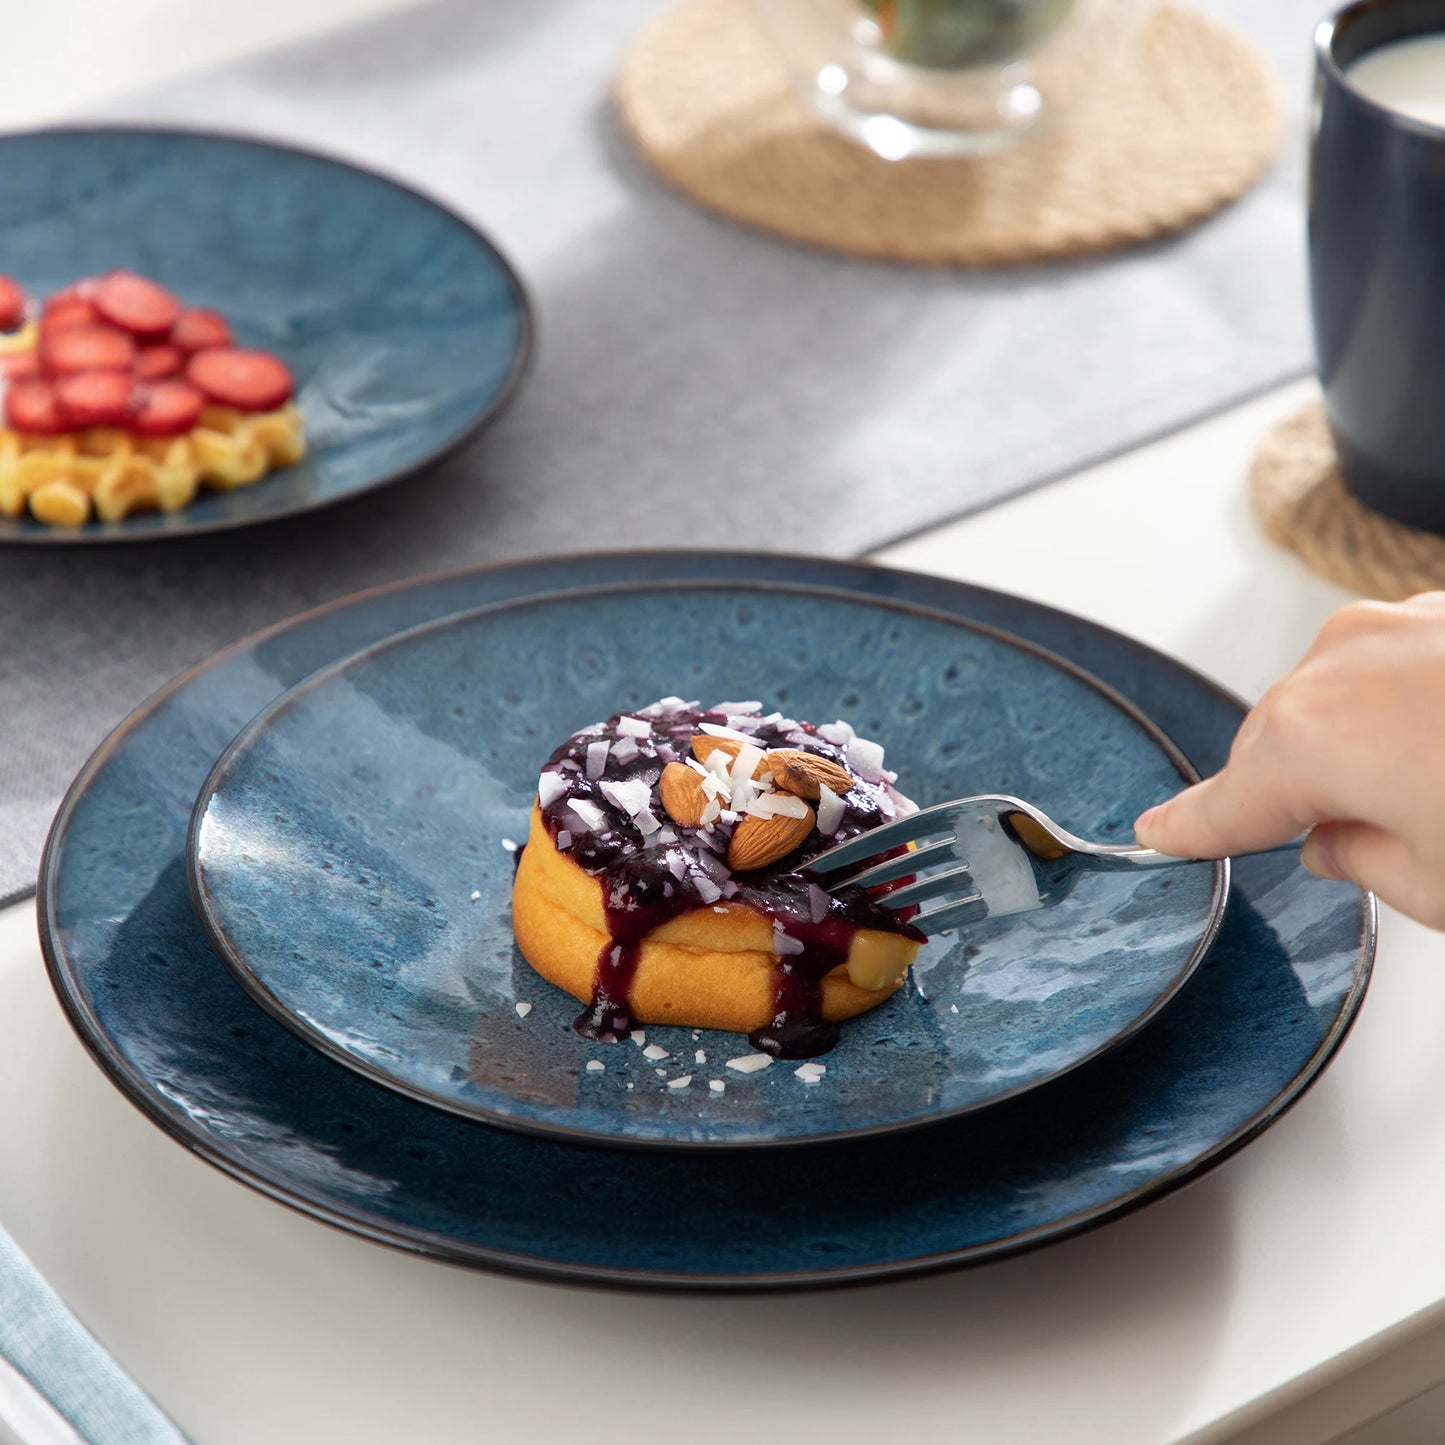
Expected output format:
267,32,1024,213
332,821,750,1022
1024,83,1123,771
170,308,232,353
90,270,180,339
39,322,136,376
0,276,28,332
186,347,293,412
0,350,41,381
6,378,68,435
41,291,98,329
134,343,184,381
55,370,137,429
130,379,204,437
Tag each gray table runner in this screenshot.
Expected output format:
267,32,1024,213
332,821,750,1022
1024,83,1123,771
1,0,1324,902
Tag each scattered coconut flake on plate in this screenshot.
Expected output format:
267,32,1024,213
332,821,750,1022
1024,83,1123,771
515,1002,532,1018
643,1044,669,1061
794,1062,826,1083
626,1082,634,1090
654,1068,667,1077
537,770,569,808
695,1049,707,1064
470,889,481,902
709,1079,726,1094
630,1029,647,1047
667,1075,693,1090
726,1053,773,1074
586,1059,605,1072
951,1004,959,1013
501,838,518,853
616,715,652,738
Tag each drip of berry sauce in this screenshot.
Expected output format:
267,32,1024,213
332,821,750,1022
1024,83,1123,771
537,702,922,1059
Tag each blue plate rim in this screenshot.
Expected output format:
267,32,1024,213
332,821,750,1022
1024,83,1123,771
184,576,1231,1151
34,550,1377,1290
0,123,534,547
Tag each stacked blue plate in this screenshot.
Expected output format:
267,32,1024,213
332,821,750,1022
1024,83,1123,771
39,551,1373,1290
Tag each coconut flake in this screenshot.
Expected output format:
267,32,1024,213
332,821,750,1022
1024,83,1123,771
747,791,810,820
655,1068,667,1077
726,1053,774,1074
699,721,753,742
470,889,482,902
584,740,610,779
610,736,640,766
586,1059,605,1072
714,701,761,716
772,924,805,956
631,1029,647,1047
848,735,887,782
599,778,652,817
537,770,570,808
695,1049,707,1064
807,883,832,923
667,851,688,881
694,875,723,904
794,1062,826,1083
501,838,518,853
815,784,846,836
655,826,678,846
817,721,855,747
556,830,573,850
568,799,606,832
617,715,652,738
635,808,662,837
646,696,692,715
667,1075,693,1090
950,1004,959,1014
709,1079,726,1094
643,1044,670,1061
515,1002,532,1018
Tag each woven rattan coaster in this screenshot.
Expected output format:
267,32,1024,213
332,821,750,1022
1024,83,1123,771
1250,403,1445,601
615,0,1281,265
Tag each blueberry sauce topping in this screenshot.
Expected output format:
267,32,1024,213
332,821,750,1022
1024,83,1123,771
536,699,923,1059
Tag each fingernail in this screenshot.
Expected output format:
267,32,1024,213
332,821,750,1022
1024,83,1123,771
1134,806,1159,839
1301,836,1344,881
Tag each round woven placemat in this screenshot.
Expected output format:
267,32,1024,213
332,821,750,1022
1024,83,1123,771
614,0,1282,265
1250,403,1445,601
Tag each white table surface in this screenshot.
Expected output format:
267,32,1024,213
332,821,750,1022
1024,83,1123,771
4,6,1444,1445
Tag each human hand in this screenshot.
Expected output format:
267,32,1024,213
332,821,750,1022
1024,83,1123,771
1133,592,1445,928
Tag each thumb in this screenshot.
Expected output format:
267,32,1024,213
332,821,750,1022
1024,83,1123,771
1135,769,1319,860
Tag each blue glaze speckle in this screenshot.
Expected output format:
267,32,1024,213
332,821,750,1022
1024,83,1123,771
0,127,528,542
39,554,1372,1289
190,585,1223,1147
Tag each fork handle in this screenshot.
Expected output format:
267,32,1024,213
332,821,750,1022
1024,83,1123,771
1075,836,1307,870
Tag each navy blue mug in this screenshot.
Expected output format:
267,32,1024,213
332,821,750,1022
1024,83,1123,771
1311,0,1445,532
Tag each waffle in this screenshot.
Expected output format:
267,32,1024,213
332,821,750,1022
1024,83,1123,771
0,400,306,526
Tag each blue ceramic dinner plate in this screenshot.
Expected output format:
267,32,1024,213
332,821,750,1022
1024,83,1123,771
188,584,1225,1148
38,553,1373,1290
0,127,530,543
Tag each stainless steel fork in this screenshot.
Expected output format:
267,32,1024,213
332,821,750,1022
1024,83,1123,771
803,793,1226,937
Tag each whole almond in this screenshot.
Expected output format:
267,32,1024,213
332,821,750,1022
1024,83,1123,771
658,762,708,827
765,748,854,801
727,805,816,871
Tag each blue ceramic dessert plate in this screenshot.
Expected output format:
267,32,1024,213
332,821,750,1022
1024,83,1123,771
188,583,1226,1148
0,127,530,542
38,553,1373,1290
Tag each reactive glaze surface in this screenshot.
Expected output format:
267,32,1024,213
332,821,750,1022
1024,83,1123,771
0,128,529,542
40,553,1372,1288
190,585,1223,1147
